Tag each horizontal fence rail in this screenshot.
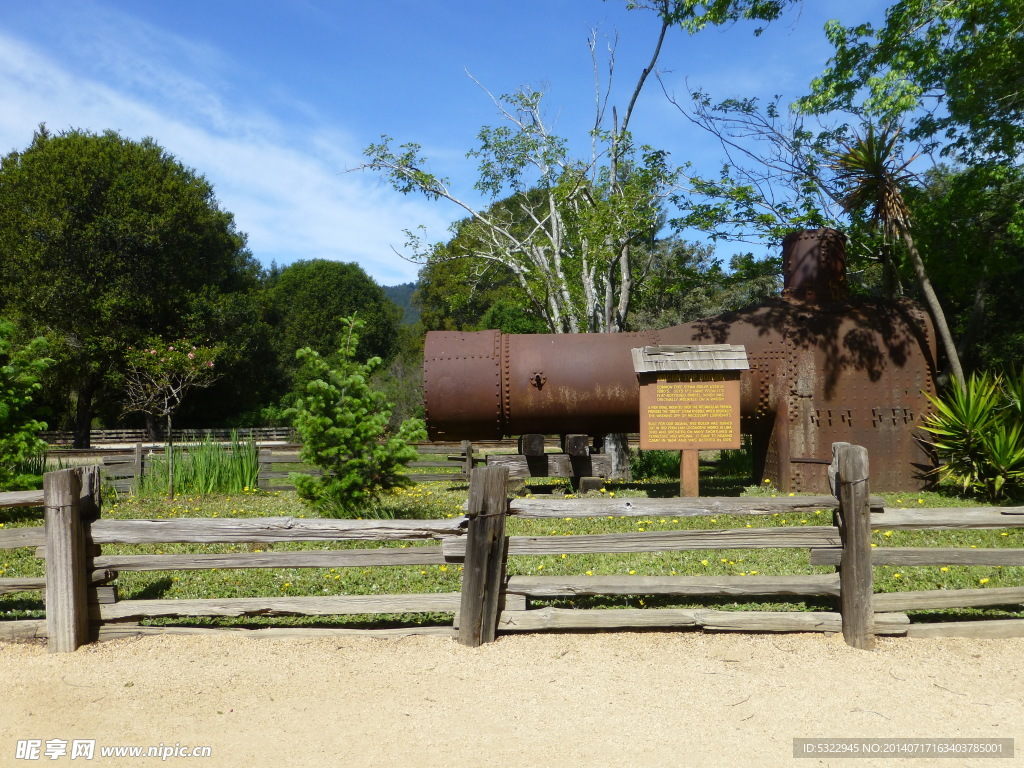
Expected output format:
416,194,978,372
41,427,296,446
2,441,1024,653
258,441,485,490
86,517,465,544
443,527,842,558
56,437,645,492
505,495,885,518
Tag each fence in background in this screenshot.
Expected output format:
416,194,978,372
41,427,295,446
54,437,636,493
257,441,483,491
49,442,480,495
2,443,1023,653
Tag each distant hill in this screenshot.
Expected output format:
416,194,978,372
382,282,420,325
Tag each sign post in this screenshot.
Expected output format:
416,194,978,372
631,345,749,497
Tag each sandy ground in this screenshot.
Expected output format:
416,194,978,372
2,632,1022,768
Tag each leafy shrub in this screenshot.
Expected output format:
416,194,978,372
629,444,753,483
287,316,427,518
717,444,753,479
2,449,48,491
630,449,680,479
0,321,52,490
922,370,1024,501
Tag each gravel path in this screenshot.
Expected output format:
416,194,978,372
2,632,1022,767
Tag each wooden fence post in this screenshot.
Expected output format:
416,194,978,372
833,443,874,650
258,448,272,490
461,440,474,478
458,466,509,647
44,468,90,653
133,443,143,494
79,465,102,521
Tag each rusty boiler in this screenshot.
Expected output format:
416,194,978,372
422,229,937,492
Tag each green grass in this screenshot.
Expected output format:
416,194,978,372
2,473,1023,630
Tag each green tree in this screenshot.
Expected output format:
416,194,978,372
906,164,1024,371
370,323,428,431
264,260,401,388
662,90,909,299
800,0,1024,161
415,201,549,333
0,320,52,490
628,238,784,329
0,126,257,447
361,11,681,336
363,13,688,477
416,254,517,332
287,316,426,518
796,1,1024,378
122,339,221,499
643,0,801,33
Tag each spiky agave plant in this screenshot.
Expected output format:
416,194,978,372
922,372,1002,493
977,421,1024,501
922,371,1024,501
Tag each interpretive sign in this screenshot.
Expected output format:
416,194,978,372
632,345,748,497
639,372,741,449
632,344,749,452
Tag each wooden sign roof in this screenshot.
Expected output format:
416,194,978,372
631,344,749,373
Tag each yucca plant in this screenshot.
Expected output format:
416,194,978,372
829,123,965,388
922,371,1024,501
976,422,1024,501
1001,366,1024,422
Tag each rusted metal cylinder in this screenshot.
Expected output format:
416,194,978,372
422,229,938,492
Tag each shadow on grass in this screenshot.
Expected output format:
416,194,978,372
0,506,44,526
122,577,174,601
527,594,838,612
0,595,46,619
904,608,1024,623
140,612,457,631
612,474,752,498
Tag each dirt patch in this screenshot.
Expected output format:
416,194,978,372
2,632,1022,767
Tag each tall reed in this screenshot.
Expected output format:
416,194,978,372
139,432,259,496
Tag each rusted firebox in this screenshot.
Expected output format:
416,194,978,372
422,229,937,492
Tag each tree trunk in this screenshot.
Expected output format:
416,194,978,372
166,412,175,501
878,246,904,298
955,274,988,370
72,380,96,449
901,231,966,390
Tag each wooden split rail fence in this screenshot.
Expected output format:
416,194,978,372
2,443,1023,653
74,438,619,494
258,441,485,491
42,427,296,446
92,441,485,494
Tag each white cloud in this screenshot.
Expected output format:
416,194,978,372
0,26,451,285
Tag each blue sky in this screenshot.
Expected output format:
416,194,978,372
0,0,885,286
